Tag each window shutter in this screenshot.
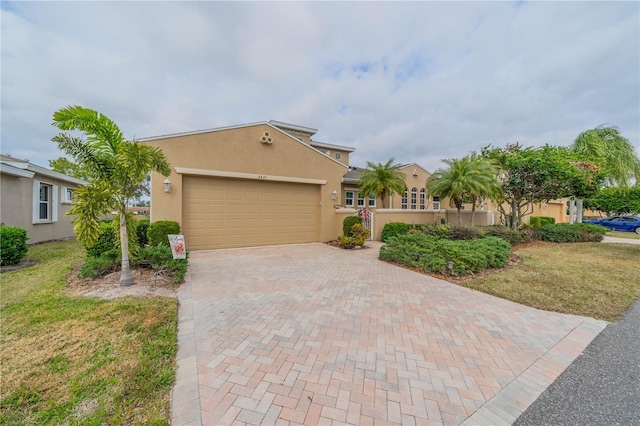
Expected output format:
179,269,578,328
32,180,40,224
52,184,59,222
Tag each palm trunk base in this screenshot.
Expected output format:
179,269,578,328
120,270,134,287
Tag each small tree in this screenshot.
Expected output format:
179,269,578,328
52,106,171,286
358,158,406,208
583,186,640,215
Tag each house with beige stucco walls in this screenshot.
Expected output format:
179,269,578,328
141,121,496,250
0,155,86,244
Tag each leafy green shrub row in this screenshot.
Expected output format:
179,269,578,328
530,216,556,227
136,219,150,246
85,221,118,258
79,249,120,278
133,245,189,283
382,222,533,246
0,224,29,266
343,216,363,237
381,222,410,242
379,233,511,276
148,221,181,247
534,223,607,243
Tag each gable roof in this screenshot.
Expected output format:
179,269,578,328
139,121,350,169
0,156,87,185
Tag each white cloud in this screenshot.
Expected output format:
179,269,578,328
1,1,638,173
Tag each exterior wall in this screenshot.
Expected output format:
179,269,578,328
144,123,348,245
0,172,79,244
388,164,432,210
318,149,350,166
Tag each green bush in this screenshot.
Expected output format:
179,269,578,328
381,222,410,242
133,245,189,283
0,224,29,266
530,216,556,228
420,224,452,239
343,216,362,237
79,251,120,278
136,219,150,247
148,221,181,247
481,225,532,246
449,225,483,240
379,233,511,276
536,223,607,243
85,221,118,258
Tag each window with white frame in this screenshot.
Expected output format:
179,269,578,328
345,191,354,207
401,189,408,209
62,187,74,204
433,196,441,210
368,194,376,207
460,204,466,210
410,187,417,209
33,180,58,223
357,193,366,207
420,188,426,210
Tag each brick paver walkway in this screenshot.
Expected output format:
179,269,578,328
172,242,606,425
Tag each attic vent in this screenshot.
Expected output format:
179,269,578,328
260,131,273,144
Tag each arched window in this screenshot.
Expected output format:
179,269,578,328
411,188,417,209
420,188,426,210
401,189,408,209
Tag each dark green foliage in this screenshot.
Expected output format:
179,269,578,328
535,223,607,243
133,245,188,283
420,224,452,239
136,219,150,246
379,233,511,276
583,186,640,215
343,216,363,237
84,222,118,258
79,251,120,278
0,224,29,266
147,221,180,247
381,222,410,242
481,225,532,246
530,216,555,227
449,225,483,240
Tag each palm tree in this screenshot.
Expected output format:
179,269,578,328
358,158,406,208
572,125,640,187
52,106,171,286
426,155,502,225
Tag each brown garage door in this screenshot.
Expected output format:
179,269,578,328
183,176,319,250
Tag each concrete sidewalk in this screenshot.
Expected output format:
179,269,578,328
171,242,606,425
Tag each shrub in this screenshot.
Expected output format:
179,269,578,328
530,216,556,228
343,216,362,237
535,223,607,243
0,224,29,266
136,219,150,247
421,224,452,239
350,224,368,246
381,222,410,242
133,245,188,283
379,233,511,276
148,221,181,247
79,251,120,278
85,221,118,258
449,225,483,240
481,225,532,246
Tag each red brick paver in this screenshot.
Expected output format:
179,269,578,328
171,242,606,425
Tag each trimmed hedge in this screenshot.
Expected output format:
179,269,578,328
481,225,533,246
535,223,607,243
530,216,556,228
381,222,410,242
136,219,150,247
343,216,362,237
148,221,181,247
85,221,118,259
379,233,511,276
0,224,29,266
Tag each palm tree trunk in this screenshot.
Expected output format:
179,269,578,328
119,211,134,286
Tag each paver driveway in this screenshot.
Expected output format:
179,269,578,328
172,242,606,425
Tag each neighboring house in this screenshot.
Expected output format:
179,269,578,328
0,155,86,244
141,121,495,250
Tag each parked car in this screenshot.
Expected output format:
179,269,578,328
583,215,640,234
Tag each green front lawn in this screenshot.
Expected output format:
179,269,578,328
0,239,178,425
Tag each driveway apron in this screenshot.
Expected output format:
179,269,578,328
171,242,606,425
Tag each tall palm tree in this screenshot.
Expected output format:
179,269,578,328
52,106,171,286
426,156,502,225
358,158,406,208
572,125,640,187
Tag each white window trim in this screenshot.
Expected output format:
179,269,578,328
368,194,376,208
419,189,426,210
410,187,417,210
356,193,366,207
345,191,355,207
433,196,441,210
33,180,58,224
401,189,408,210
61,186,74,204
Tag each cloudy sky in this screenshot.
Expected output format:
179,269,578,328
2,1,639,173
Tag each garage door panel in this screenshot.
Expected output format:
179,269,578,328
183,176,319,250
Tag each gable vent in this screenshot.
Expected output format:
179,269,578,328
260,131,273,144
